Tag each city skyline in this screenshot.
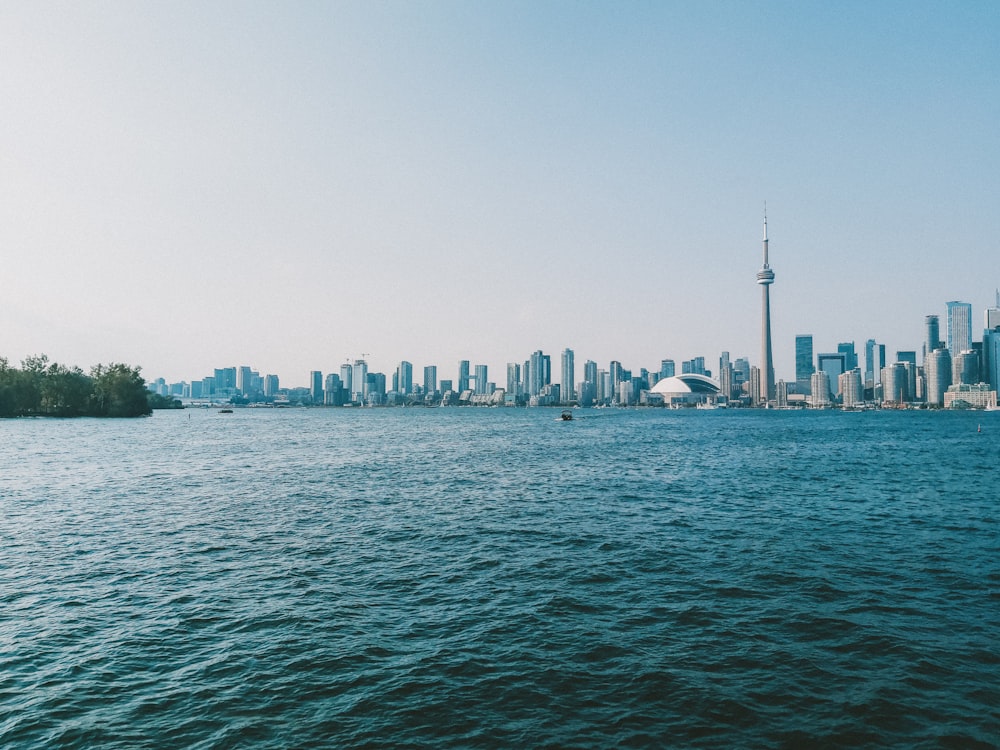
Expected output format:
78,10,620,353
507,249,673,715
150,289,1000,399
2,4,998,385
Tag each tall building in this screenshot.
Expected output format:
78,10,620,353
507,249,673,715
810,371,831,407
659,360,675,380
795,335,814,383
352,359,368,402
839,369,863,407
396,361,413,395
925,348,952,406
953,350,979,385
310,370,324,404
984,329,1000,392
837,342,858,371
528,351,550,397
474,364,488,395
609,360,624,403
756,211,776,404
882,363,908,404
560,348,575,404
340,363,353,397
986,289,1000,330
817,353,846,397
925,315,941,359
458,361,470,392
947,301,973,355
506,363,521,397
263,374,279,397
423,365,437,395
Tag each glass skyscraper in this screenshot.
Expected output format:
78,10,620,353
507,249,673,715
947,301,973,355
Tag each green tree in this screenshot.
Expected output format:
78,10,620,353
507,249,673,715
90,363,152,417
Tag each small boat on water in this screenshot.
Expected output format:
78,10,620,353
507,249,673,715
560,410,573,421
218,408,233,414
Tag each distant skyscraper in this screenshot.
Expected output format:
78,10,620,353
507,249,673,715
817,353,846,397
423,365,437,395
340,363,353,396
506,363,521,397
352,359,368,402
882,363,908,404
458,361,470,392
756,210,775,403
310,370,323,404
474,364,488,395
810,371,831,407
561,348,575,404
659,360,675,380
925,348,952,406
839,369,863,407
925,315,941,359
795,335,814,382
986,290,1000,330
396,361,413,395
263,374,279,397
947,301,973,355
837,342,858,371
984,329,1000,391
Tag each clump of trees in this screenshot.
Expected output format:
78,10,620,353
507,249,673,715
0,355,155,418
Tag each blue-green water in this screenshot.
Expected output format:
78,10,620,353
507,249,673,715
1,408,998,748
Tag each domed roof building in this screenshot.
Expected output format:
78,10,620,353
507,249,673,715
649,374,721,406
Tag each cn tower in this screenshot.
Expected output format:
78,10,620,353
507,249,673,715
756,209,775,404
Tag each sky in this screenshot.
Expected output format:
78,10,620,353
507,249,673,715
2,1,998,387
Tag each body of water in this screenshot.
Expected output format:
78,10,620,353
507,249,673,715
1,408,997,748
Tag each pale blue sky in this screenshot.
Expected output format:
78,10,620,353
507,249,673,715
2,2,997,386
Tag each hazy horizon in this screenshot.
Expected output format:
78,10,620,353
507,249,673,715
3,2,998,387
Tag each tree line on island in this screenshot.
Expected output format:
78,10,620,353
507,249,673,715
0,355,180,418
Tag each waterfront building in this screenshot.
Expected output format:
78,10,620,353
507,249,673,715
947,301,973,356
340,364,353,397
659,359,675,380
561,348,575,404
864,339,876,386
324,373,344,405
809,371,831,407
749,366,761,405
609,360,624,403
474,364,488,396
756,211,776,403
528,351,549,397
775,379,788,407
310,370,323,404
423,365,437,395
458,361,470,393
584,360,598,392
719,352,734,402
352,359,368,402
506,363,521,398
795,335,814,391
264,374,279,397
396,361,413,395
944,383,997,410
839,369,863,407
881,363,908,404
925,348,952,406
649,374,721,407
